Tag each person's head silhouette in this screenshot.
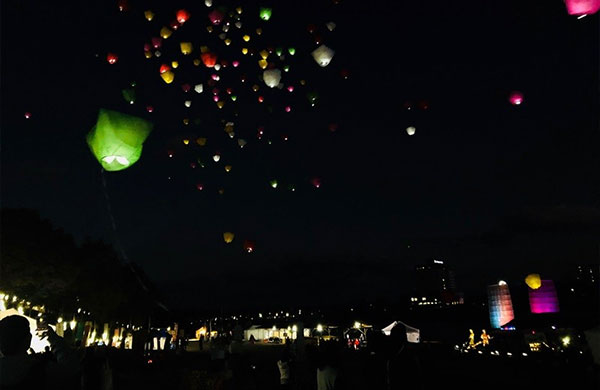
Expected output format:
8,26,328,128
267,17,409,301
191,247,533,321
0,315,32,356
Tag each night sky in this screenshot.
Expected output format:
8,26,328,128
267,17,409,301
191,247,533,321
1,0,599,311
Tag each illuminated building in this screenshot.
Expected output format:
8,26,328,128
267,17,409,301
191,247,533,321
487,281,515,328
411,259,463,306
529,280,560,313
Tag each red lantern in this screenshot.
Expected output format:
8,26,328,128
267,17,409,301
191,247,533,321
159,64,171,74
258,96,264,103
107,53,118,64
117,0,129,12
418,100,429,110
201,52,218,68
196,183,204,191
311,178,321,188
146,106,154,113
307,23,317,34
151,37,162,49
564,0,600,15
181,83,191,92
176,9,190,24
208,10,224,25
340,69,350,79
243,240,255,253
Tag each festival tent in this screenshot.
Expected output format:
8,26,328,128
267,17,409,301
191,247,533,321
0,309,53,353
381,320,420,343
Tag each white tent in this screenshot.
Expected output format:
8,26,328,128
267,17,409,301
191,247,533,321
381,321,420,343
0,309,53,353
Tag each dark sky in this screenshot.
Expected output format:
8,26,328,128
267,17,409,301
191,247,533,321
1,0,599,311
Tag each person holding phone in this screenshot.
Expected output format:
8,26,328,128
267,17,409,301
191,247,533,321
0,314,82,389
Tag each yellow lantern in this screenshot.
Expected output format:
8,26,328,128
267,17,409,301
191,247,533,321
196,137,207,146
525,274,542,290
180,42,193,55
242,47,248,55
225,165,232,172
207,26,213,33
144,10,154,21
223,232,235,243
160,27,172,39
224,38,232,46
236,6,242,14
171,61,179,68
252,84,260,92
300,79,306,85
193,58,201,66
258,59,268,69
217,101,225,109
259,50,269,60
182,118,189,125
243,35,250,42
160,70,175,84
256,28,262,35
183,139,190,145
144,51,153,59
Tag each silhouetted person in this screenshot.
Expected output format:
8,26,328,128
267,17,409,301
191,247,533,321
277,349,291,389
0,315,81,389
386,326,423,390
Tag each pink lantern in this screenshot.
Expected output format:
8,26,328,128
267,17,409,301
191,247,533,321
287,85,294,92
285,106,291,112
151,37,162,49
232,60,240,67
196,183,204,191
143,43,151,52
564,0,600,15
213,95,220,102
208,10,224,25
24,112,31,119
508,91,523,105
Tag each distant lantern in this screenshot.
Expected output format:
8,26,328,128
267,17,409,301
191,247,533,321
311,178,321,188
243,240,255,253
256,28,262,35
196,183,204,191
146,106,153,113
287,85,294,92
487,282,515,329
225,165,232,172
196,137,207,146
285,106,291,112
529,280,560,314
288,47,296,55
258,59,268,69
184,100,192,108
181,83,191,92
217,101,225,109
24,112,31,119
238,139,247,148
243,34,250,42
160,71,175,84
160,27,172,39
180,42,193,55
183,139,190,145
201,52,218,67
213,153,220,162
508,91,523,105
525,274,542,290
205,0,213,6
86,109,153,172
270,179,278,188
263,69,282,88
564,0,600,15
194,84,203,93
326,21,336,31
223,232,235,243
341,69,350,79
208,9,223,25
259,7,272,20
122,88,135,104
144,10,154,21
406,126,416,136
107,53,118,64
159,64,171,74
311,45,335,67
176,9,190,24
171,61,179,68
152,37,162,49
232,60,240,67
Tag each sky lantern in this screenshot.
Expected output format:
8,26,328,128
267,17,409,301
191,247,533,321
160,71,175,84
243,240,255,253
183,139,190,145
258,59,268,69
117,0,129,12
285,106,291,112
106,53,118,64
24,112,31,119
86,109,153,172
160,27,172,39
288,47,296,55
307,91,319,106
194,84,203,93
217,101,225,109
223,232,235,243
146,106,153,113
326,21,336,31
171,61,179,68
122,88,135,104
213,153,221,162
159,64,171,74
232,60,240,67
144,10,154,21
176,9,190,24
564,0,600,15
406,126,416,136
180,42,193,55
196,137,207,146
243,34,250,42
259,7,272,20
170,20,180,30
201,52,218,67
307,23,317,34
196,183,204,191
312,45,335,67
182,83,191,92
152,37,162,49
263,69,281,88
225,165,232,172
508,90,523,105
311,178,321,188
144,51,152,59
209,9,223,25
205,0,213,6
184,100,192,108
525,274,542,290
270,179,278,188
238,139,247,148
340,69,350,79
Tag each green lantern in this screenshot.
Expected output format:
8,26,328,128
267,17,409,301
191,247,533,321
259,7,272,20
122,88,136,104
283,65,290,72
270,179,278,188
86,109,153,172
275,47,283,56
288,47,295,55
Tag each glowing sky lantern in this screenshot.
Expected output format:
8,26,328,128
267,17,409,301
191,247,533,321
180,42,193,55
225,165,232,172
238,139,247,148
24,112,31,119
326,21,336,31
144,10,154,21
122,88,135,104
184,100,192,108
201,52,218,67
152,37,162,49
194,84,204,93
107,53,118,64
86,109,153,172
263,69,281,88
406,126,416,136
307,91,319,106
311,178,321,188
159,64,171,74
205,0,213,6
258,59,268,69
176,9,190,24
160,70,175,84
182,83,191,92
564,0,600,15
209,9,223,25
529,280,560,314
213,153,221,162
525,273,542,290
270,179,278,188
223,232,235,243
243,34,250,42
259,7,272,20
288,47,296,55
312,45,335,67
243,240,255,253
196,137,207,146
171,61,179,68
160,27,172,39
196,183,204,191
487,281,515,329
508,90,523,105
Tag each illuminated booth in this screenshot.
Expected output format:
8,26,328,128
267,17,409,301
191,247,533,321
529,280,560,314
381,321,420,343
487,281,515,329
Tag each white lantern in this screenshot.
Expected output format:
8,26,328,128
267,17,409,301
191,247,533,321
184,100,192,107
205,0,212,6
311,44,334,67
214,64,221,71
194,84,203,93
326,22,336,31
213,154,221,162
263,69,282,88
406,126,416,136
235,21,242,28
238,139,247,148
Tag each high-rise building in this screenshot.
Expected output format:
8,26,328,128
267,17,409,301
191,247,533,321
410,259,463,306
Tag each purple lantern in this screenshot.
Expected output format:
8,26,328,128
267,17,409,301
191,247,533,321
529,280,560,314
564,0,600,15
